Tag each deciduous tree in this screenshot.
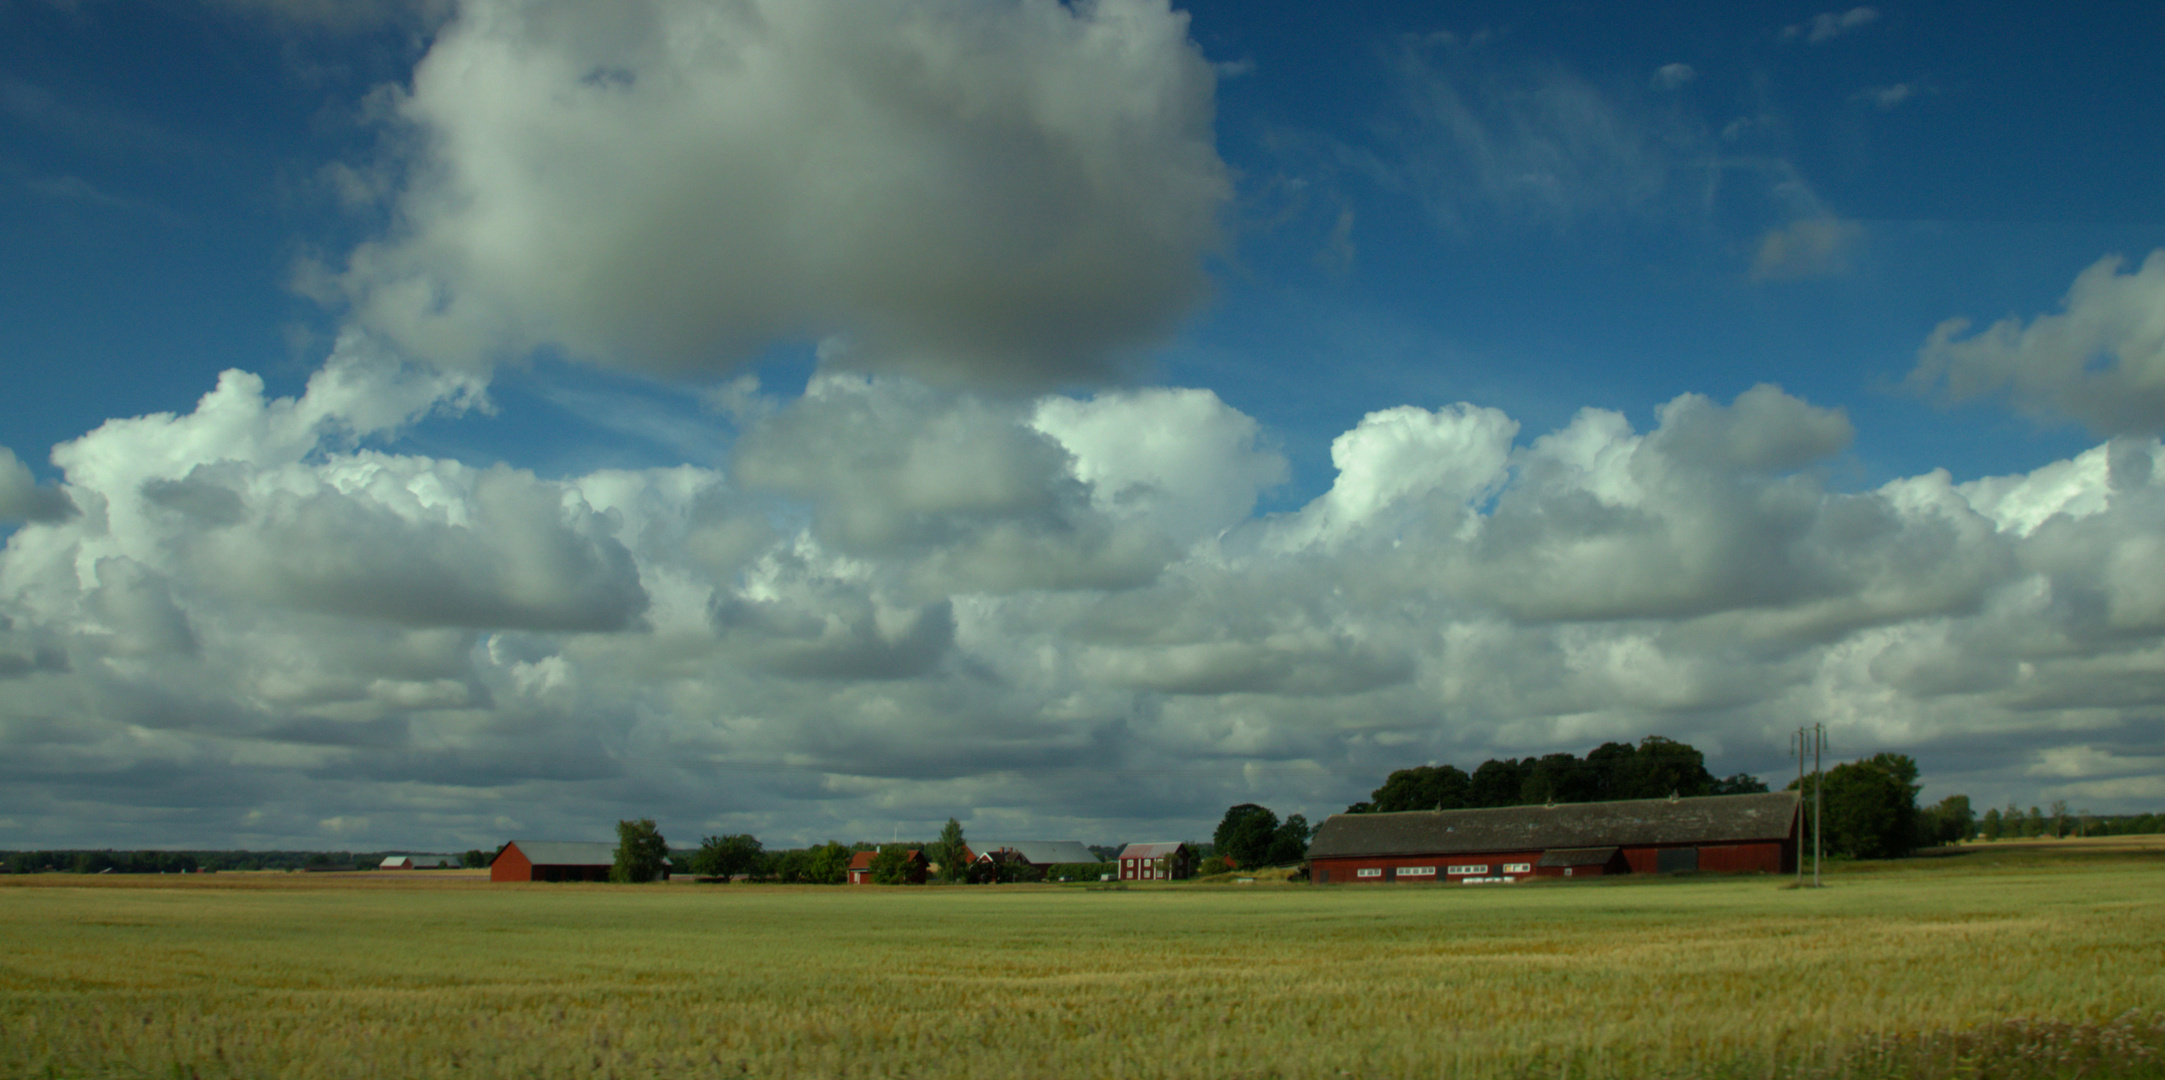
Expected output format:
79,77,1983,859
611,819,670,883
1214,804,1279,869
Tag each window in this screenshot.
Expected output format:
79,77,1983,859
1502,863,1531,874
1396,865,1437,877
1445,864,1489,876
1356,868,1383,878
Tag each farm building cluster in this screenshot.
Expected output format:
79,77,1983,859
486,792,1803,884
487,838,1202,883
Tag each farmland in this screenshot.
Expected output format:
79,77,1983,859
3,839,2162,1079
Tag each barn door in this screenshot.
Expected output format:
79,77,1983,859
1656,848,1699,873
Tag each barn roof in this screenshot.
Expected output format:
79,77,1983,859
978,841,1098,865
1307,792,1800,860
502,841,616,867
847,850,877,871
1116,842,1188,860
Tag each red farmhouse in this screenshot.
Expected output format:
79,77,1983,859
1114,842,1195,881
1305,791,1800,885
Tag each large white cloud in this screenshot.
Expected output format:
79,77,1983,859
336,0,1229,387
6,360,2165,848
1912,251,2165,436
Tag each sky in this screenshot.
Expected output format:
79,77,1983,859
3,0,2164,852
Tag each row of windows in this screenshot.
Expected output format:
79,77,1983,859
1352,862,1536,879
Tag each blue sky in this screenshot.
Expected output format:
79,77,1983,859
3,0,2163,851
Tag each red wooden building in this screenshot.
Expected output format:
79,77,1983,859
489,840,618,882
1305,791,1800,885
847,849,928,885
1114,842,1195,881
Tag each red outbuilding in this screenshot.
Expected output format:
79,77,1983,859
489,840,617,883
847,849,928,885
1305,791,1800,885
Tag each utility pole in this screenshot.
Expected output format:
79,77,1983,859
1794,726,1807,886
1813,722,1824,889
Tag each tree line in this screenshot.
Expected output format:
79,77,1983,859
1347,736,1767,814
603,818,1126,885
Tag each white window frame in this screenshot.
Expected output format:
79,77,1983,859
1395,865,1437,877
1502,863,1532,874
1356,867,1383,878
1445,864,1489,876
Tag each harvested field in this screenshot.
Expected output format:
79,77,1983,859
3,840,2162,1079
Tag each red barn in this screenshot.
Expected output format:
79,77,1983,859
1305,791,1800,885
489,841,617,883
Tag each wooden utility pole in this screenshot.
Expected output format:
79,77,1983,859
1813,722,1824,888
1794,726,1807,886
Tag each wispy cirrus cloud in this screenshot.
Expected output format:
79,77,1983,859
1783,7,1880,44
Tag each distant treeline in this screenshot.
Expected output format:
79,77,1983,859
0,850,490,874
1978,805,2164,840
1347,736,1767,814
669,833,1124,884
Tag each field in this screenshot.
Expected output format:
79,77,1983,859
3,839,2163,1079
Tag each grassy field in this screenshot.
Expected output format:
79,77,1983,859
3,839,2162,1079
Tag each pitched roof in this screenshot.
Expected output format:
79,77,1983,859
1307,792,1800,860
1116,842,1189,860
976,841,1098,865
847,850,877,871
500,841,617,867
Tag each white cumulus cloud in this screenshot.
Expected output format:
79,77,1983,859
336,0,1229,388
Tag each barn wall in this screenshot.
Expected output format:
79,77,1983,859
489,846,533,883
1698,842,1785,873
1311,852,1543,884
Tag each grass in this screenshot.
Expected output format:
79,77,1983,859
2,839,2161,1079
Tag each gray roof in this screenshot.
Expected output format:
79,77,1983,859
977,841,1099,865
500,841,617,867
1307,792,1800,860
380,854,459,868
1116,842,1188,860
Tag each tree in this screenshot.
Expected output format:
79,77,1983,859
1712,773,1770,795
930,818,968,882
1214,804,1280,869
692,834,764,879
1920,795,1975,846
611,818,670,883
461,849,488,869
1618,736,1715,800
1522,753,1600,804
1266,814,1312,865
1468,758,1529,807
2049,800,2071,839
1355,764,1472,813
1792,754,1922,859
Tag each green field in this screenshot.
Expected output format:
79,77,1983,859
4,840,2163,1079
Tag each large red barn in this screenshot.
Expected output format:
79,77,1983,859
1305,791,1800,884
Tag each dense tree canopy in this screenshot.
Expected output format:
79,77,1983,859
1212,804,1314,868
1790,753,1925,860
692,833,765,878
1349,736,1724,814
610,819,670,883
